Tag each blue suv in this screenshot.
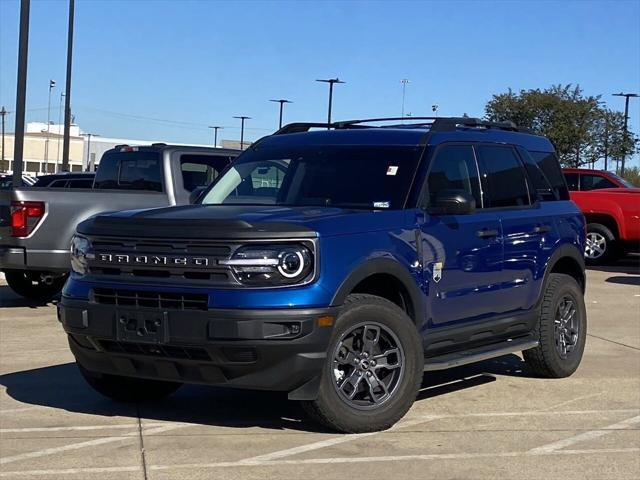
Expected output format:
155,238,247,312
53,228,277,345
61,117,587,433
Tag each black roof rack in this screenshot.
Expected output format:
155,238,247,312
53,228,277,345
273,117,530,135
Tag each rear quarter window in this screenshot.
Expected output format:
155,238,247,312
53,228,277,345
528,151,570,200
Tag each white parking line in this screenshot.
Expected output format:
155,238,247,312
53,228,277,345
238,409,640,465
528,415,640,454
239,414,442,464
0,423,188,466
0,422,168,433
1,447,638,477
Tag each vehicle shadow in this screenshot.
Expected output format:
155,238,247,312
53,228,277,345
605,276,640,286
0,354,532,432
587,254,640,275
0,285,57,309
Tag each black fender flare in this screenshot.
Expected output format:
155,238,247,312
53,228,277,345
541,243,586,296
330,258,425,329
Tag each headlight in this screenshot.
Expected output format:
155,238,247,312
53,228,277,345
221,243,314,286
70,234,93,275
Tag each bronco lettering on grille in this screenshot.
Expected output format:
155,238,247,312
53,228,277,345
96,253,210,267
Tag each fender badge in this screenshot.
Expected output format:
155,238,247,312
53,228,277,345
433,262,443,283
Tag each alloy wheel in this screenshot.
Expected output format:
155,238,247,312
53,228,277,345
554,295,579,359
585,232,606,259
331,322,405,410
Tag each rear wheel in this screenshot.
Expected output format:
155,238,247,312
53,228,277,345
78,364,182,402
301,294,423,433
584,223,617,265
524,273,587,378
4,270,68,301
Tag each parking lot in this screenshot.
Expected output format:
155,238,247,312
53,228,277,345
0,260,638,480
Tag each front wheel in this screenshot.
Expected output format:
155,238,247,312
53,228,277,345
301,294,423,433
523,273,587,378
4,270,68,301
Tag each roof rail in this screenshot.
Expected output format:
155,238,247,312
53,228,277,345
274,117,529,136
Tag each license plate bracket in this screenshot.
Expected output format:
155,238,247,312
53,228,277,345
116,310,169,344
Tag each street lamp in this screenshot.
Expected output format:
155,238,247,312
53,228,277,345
400,79,410,119
269,99,292,129
316,78,345,127
432,104,439,117
612,92,639,176
233,116,251,150
208,126,222,147
44,79,56,173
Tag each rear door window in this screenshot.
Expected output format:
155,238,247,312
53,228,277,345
564,173,579,191
580,174,618,191
180,154,231,192
425,145,482,208
475,145,530,208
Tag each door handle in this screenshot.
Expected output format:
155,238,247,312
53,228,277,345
533,225,551,234
476,228,499,239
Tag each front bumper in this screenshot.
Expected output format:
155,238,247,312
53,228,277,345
59,297,337,399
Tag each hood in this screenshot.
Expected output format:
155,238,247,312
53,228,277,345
77,204,409,239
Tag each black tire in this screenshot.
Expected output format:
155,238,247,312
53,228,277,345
523,273,587,378
301,294,423,433
585,223,617,265
4,270,68,301
78,364,182,402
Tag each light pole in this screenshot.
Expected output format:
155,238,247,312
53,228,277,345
316,78,345,127
12,0,30,187
208,126,222,147
1,106,7,167
269,99,292,129
400,79,410,119
43,79,56,173
61,0,75,173
56,92,65,171
612,92,639,176
233,116,251,150
432,104,439,117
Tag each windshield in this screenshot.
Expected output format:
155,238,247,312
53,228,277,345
201,145,422,209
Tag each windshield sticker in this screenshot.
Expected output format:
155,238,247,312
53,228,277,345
386,166,399,176
373,201,390,209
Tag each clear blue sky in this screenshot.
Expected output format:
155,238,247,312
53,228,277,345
1,0,639,162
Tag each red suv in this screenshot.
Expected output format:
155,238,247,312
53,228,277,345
563,168,640,264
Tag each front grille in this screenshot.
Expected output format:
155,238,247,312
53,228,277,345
86,236,238,286
92,288,208,311
99,340,211,361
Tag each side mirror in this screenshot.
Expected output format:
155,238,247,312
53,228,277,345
189,186,207,204
427,190,476,215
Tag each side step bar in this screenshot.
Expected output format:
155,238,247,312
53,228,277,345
424,338,539,371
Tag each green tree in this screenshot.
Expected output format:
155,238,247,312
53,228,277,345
485,85,634,168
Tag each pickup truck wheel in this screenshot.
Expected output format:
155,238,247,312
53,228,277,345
523,273,586,378
584,223,617,265
301,294,422,433
4,270,68,301
78,364,182,402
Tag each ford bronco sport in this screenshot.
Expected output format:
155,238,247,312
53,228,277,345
60,117,587,433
